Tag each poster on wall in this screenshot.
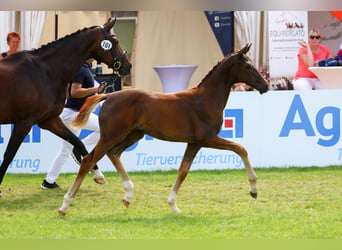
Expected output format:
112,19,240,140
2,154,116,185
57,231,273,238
205,11,234,56
268,11,308,79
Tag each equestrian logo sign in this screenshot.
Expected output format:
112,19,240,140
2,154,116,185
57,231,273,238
218,109,243,138
280,94,340,147
0,124,40,144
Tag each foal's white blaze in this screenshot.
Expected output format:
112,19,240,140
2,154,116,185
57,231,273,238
168,190,181,212
123,180,134,202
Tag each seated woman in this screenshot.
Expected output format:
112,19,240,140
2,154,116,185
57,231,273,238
293,29,334,90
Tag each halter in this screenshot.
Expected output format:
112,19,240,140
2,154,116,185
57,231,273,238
100,25,127,73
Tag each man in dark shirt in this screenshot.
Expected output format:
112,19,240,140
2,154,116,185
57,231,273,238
41,59,106,189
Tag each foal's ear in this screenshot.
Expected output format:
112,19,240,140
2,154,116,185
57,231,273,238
240,43,252,55
103,17,117,31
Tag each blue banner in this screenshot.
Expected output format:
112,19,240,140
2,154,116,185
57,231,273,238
204,11,234,56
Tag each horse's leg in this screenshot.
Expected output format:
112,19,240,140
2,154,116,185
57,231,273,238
105,131,144,207
168,143,200,212
106,152,133,207
58,153,96,216
58,141,108,216
39,117,88,156
39,117,104,180
0,123,33,197
204,136,257,198
59,127,143,215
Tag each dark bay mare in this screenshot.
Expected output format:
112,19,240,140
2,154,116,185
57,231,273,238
0,18,131,197
59,43,268,215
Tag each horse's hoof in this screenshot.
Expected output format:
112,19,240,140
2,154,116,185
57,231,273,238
168,202,181,213
250,191,257,199
0,191,2,198
58,209,66,216
122,199,130,208
93,176,107,185
172,207,181,213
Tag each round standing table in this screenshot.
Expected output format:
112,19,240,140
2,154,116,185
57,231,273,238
309,66,342,89
153,64,198,93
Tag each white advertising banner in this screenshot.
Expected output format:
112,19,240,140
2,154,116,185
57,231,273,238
268,11,308,78
1,90,342,174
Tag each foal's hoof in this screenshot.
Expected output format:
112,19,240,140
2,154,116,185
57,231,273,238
250,191,257,199
58,209,66,216
93,176,107,185
122,199,130,208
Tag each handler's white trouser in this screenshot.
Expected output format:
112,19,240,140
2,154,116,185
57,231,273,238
46,107,100,184
293,77,322,90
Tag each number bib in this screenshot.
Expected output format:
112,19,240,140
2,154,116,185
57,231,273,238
101,40,112,51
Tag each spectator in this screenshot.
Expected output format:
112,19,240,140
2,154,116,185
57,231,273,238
0,32,21,59
293,29,334,90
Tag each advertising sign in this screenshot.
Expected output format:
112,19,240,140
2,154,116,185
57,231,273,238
205,11,234,56
268,11,308,78
2,90,342,174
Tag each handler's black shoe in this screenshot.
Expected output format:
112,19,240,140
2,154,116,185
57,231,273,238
40,180,62,190
71,147,82,165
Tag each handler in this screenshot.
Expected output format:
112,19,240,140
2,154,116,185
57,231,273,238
41,59,107,189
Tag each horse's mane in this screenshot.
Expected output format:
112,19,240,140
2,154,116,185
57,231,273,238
197,51,235,87
29,25,98,55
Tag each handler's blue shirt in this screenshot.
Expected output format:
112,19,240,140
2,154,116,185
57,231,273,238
65,63,94,111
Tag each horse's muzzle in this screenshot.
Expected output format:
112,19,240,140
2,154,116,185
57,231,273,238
259,84,269,94
120,63,132,76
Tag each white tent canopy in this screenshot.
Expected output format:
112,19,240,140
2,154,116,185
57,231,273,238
131,11,268,91
131,11,224,91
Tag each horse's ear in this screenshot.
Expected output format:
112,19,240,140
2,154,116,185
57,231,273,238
240,43,252,55
103,17,117,31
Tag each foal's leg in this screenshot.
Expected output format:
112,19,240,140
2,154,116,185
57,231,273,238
106,152,133,207
59,142,108,216
205,136,257,198
39,117,101,174
105,131,144,208
0,123,32,197
168,143,200,212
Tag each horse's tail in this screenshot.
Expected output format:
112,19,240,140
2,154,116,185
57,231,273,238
71,93,109,130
